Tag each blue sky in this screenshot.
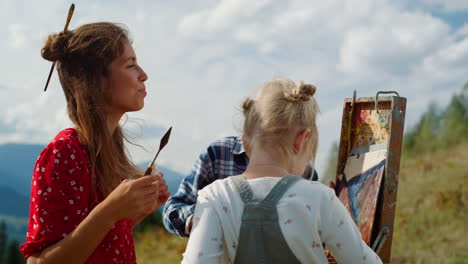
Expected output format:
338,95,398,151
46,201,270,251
0,0,467,177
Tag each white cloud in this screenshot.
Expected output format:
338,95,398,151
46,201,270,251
423,0,468,12
178,0,271,36
8,24,29,48
2,91,71,143
423,37,468,69
455,23,468,37
339,9,450,75
1,0,467,177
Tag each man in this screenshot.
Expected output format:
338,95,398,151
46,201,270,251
163,136,318,237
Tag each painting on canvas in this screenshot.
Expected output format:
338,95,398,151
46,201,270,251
337,149,386,244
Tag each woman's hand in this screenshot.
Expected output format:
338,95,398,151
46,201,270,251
102,173,167,223
155,172,170,208
26,174,166,264
130,172,171,228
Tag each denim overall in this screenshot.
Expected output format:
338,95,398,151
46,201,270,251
231,175,302,264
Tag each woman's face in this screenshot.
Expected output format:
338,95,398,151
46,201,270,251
105,39,148,116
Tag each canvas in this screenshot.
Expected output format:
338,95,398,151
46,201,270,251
351,107,390,150
337,149,386,244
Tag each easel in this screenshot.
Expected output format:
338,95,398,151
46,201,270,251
335,91,406,263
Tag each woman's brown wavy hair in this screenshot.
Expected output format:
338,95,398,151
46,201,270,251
41,22,141,200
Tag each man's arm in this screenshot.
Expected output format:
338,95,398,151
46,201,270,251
162,149,214,237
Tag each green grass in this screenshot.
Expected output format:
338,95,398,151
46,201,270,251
135,227,187,263
134,144,468,263
392,143,468,264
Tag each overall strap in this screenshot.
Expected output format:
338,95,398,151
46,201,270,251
261,175,301,205
231,175,255,204
233,174,303,264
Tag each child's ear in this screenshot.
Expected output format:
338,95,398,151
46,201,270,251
242,136,251,157
293,129,311,154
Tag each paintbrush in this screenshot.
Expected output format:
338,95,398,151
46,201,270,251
44,3,75,92
144,126,172,176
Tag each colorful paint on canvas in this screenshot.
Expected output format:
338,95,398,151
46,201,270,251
337,150,386,244
351,106,390,149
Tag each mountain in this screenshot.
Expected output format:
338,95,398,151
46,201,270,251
0,143,185,212
0,186,29,217
0,143,186,243
0,143,45,197
0,185,29,243
136,162,185,196
0,185,30,243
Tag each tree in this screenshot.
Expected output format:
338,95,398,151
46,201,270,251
322,141,339,185
133,210,164,233
0,220,6,263
5,240,24,264
403,83,468,156
441,94,468,147
412,102,442,155
461,82,468,121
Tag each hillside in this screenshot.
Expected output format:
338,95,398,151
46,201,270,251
133,143,468,263
0,143,44,196
136,162,185,195
0,143,185,244
0,143,185,198
0,186,30,243
391,143,467,263
0,186,29,218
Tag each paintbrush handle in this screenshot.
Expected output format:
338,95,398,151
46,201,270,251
44,62,56,91
144,150,160,175
63,4,75,31
144,166,153,176
43,3,75,92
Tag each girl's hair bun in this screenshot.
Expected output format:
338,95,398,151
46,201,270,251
41,30,73,62
298,82,316,99
242,98,255,114
284,81,317,103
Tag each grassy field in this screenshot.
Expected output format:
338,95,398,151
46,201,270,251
392,143,467,263
134,144,468,263
135,226,187,263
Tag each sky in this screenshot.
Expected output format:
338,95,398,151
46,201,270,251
0,0,467,177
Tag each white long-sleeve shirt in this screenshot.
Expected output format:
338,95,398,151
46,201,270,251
182,176,382,264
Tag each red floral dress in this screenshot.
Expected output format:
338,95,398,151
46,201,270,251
20,128,136,263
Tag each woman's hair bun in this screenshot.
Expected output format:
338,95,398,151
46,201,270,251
41,30,73,62
284,81,317,103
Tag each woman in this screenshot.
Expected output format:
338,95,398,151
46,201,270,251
20,22,170,263
182,78,382,263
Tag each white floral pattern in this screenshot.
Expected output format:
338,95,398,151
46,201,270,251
182,176,382,264
20,128,136,263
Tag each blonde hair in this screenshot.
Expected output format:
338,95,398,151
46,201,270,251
242,78,319,162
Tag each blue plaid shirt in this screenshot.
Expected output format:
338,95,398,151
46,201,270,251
162,136,318,237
